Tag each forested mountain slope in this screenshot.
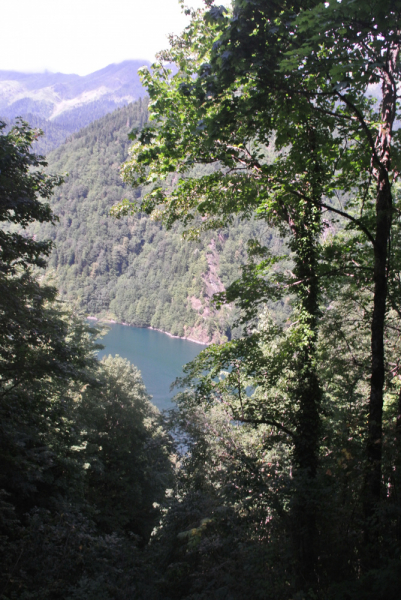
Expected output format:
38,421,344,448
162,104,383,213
34,101,283,343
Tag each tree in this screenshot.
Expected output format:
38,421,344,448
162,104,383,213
116,0,401,589
275,0,401,548
79,355,172,541
0,118,64,387
0,119,62,272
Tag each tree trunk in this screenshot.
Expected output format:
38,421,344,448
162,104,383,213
290,197,322,588
364,45,399,546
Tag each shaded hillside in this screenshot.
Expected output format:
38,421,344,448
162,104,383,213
12,113,74,155
32,101,283,343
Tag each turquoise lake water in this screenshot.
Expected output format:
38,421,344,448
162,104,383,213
97,323,205,411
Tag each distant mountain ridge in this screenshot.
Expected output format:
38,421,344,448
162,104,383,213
0,61,150,152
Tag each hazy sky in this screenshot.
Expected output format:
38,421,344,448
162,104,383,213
1,0,229,76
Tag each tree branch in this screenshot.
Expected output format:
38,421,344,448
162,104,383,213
287,188,376,246
240,417,295,438
319,201,376,246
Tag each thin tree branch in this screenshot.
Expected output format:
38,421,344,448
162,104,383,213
288,188,376,246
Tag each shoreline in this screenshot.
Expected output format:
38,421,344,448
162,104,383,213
87,316,209,346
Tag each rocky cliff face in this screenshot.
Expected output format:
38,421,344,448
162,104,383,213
184,239,231,344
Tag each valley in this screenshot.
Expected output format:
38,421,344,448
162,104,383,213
22,99,285,344
1,61,286,344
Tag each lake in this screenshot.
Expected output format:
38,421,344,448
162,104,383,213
97,323,206,411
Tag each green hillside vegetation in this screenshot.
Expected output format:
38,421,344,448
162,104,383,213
35,100,285,343
21,113,74,154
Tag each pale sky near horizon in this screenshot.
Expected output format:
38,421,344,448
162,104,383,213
1,0,230,76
